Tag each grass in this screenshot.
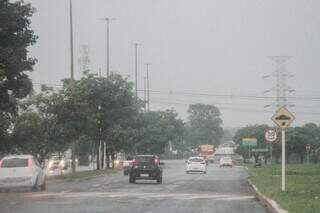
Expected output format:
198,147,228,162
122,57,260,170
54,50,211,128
248,164,320,213
47,168,119,182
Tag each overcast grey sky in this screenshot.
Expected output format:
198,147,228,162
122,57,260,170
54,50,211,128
27,0,320,127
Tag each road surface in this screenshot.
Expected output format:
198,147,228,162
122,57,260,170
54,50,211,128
0,160,269,213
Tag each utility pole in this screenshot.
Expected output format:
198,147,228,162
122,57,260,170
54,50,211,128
145,63,150,111
144,76,147,111
69,0,76,173
132,43,140,97
102,18,115,77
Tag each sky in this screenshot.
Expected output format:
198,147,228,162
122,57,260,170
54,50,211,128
27,0,320,127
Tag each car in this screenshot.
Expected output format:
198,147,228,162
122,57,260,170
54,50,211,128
129,155,163,184
186,157,207,174
219,157,233,168
46,156,68,175
0,155,46,191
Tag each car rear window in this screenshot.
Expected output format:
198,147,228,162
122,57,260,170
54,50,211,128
189,158,204,162
1,158,28,168
136,156,155,164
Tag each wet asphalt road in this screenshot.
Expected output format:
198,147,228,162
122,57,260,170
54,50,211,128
0,160,269,213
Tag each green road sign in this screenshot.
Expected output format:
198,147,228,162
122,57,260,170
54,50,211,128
242,138,257,147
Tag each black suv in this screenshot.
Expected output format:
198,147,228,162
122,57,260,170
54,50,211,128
129,155,163,184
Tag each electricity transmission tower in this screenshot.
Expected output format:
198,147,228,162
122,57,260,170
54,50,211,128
264,56,295,108
78,45,90,76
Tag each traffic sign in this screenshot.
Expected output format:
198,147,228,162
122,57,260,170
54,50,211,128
265,129,277,143
271,107,295,129
242,138,257,147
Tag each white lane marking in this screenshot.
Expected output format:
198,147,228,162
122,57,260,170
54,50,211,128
24,191,255,201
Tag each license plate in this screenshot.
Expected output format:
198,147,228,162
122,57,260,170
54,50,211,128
140,174,149,177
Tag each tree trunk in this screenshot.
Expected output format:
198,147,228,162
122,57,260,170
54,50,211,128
101,142,104,169
96,143,100,170
111,153,115,169
106,152,110,169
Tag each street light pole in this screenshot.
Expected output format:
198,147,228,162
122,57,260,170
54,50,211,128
102,18,115,77
69,0,76,173
145,63,150,112
132,43,140,97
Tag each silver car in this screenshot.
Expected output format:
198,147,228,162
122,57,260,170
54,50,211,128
0,155,46,191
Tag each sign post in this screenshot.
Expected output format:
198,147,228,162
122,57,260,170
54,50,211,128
265,129,277,164
272,107,295,192
306,144,311,164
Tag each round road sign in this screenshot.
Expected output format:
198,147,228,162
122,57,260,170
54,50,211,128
265,129,277,143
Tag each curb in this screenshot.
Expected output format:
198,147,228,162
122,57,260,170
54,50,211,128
247,179,288,213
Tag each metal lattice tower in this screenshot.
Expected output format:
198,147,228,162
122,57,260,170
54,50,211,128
264,56,295,108
78,45,91,76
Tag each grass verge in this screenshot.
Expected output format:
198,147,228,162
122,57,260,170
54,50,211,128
47,169,119,182
248,164,320,213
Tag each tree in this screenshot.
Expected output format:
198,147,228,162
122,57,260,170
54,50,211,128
0,0,37,114
10,87,68,163
233,125,269,163
135,110,184,155
186,104,223,148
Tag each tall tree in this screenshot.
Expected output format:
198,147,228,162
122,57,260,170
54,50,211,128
186,104,223,148
0,0,37,114
0,0,37,154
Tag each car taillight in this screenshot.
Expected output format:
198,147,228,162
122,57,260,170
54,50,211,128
28,159,33,167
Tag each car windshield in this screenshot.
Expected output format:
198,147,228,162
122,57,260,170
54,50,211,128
189,158,204,162
1,158,28,168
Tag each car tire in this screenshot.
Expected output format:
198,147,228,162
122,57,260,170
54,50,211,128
203,171,207,174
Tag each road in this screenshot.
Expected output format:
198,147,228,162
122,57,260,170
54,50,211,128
0,160,269,213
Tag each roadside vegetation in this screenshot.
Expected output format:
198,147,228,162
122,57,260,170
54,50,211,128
248,164,320,213
47,168,119,181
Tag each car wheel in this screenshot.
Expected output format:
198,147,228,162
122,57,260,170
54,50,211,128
203,171,207,174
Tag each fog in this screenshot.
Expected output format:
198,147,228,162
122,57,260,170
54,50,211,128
28,0,320,127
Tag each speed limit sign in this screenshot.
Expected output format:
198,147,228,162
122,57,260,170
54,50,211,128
265,129,277,143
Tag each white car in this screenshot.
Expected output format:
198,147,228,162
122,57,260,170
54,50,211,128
219,157,233,168
186,157,207,174
0,155,46,191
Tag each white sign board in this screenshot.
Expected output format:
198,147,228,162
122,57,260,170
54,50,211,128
265,129,277,143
